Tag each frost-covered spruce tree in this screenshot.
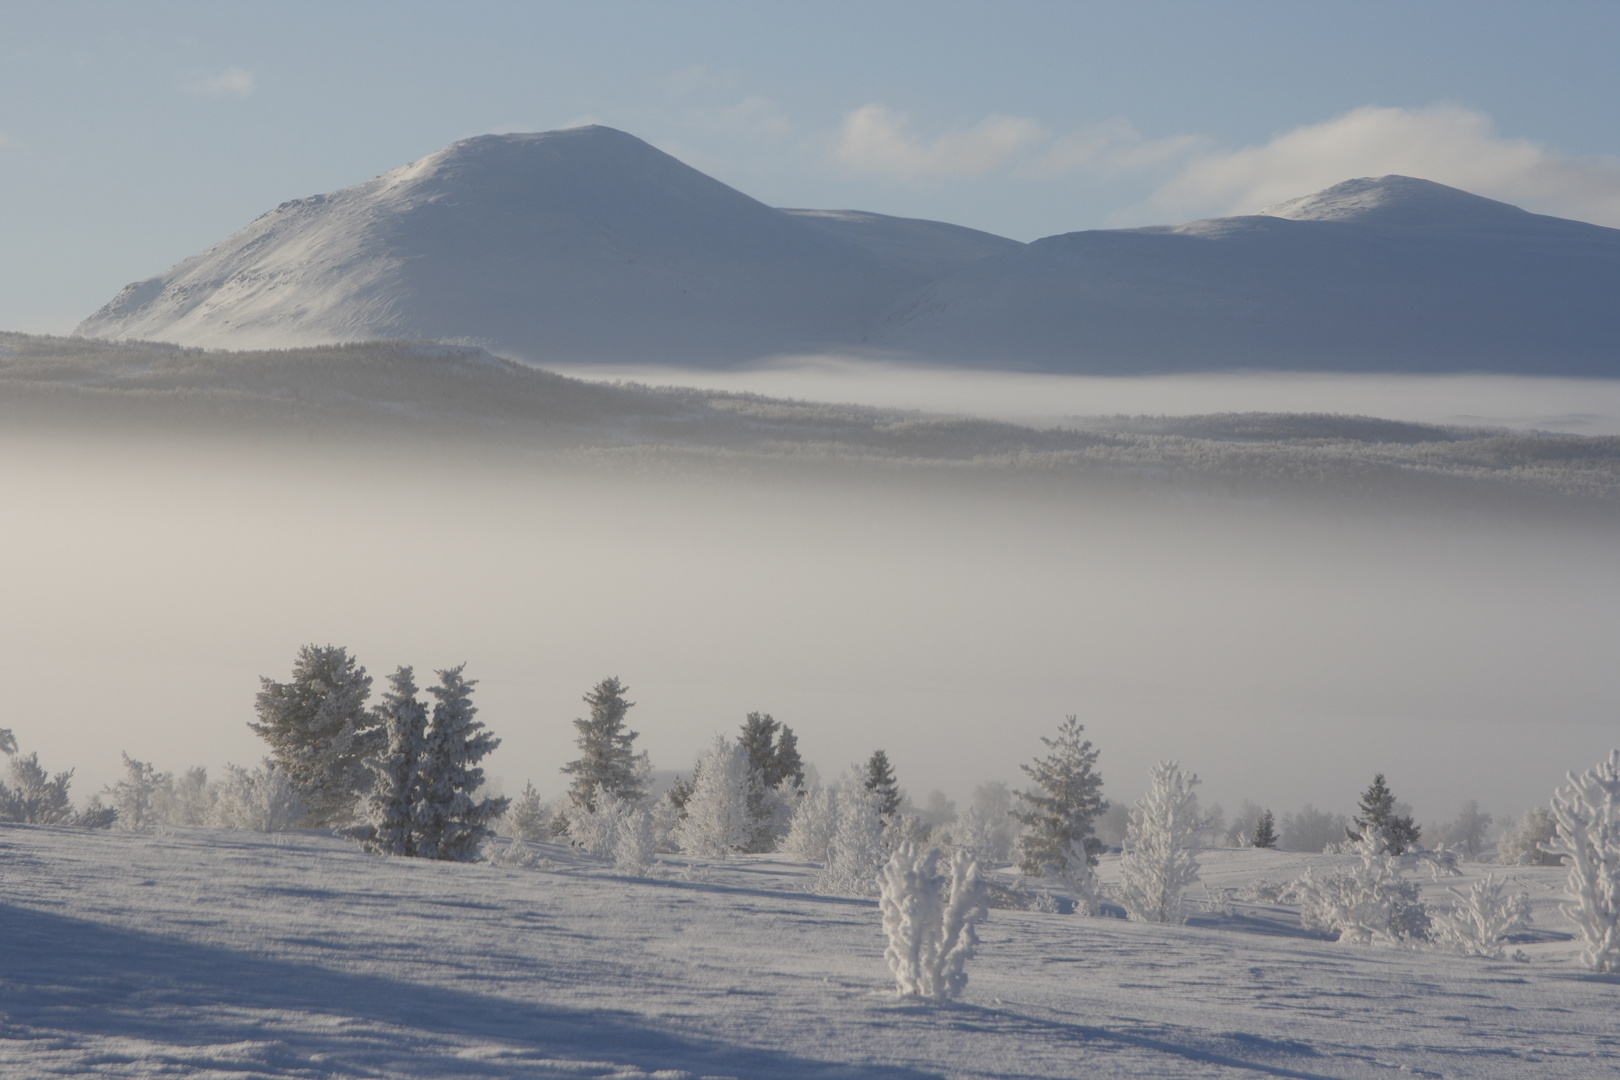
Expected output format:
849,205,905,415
1014,715,1107,878
672,736,753,858
1348,773,1421,855
355,666,428,856
738,712,803,852
1430,874,1531,958
413,665,509,862
1118,761,1203,924
879,843,989,1001
1542,749,1620,972
819,766,888,896
507,782,552,842
783,781,839,862
250,644,379,826
561,677,644,812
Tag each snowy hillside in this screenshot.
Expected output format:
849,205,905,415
2,823,1611,1079
874,176,1620,376
74,126,1008,365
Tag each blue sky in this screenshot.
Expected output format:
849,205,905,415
3,0,1619,332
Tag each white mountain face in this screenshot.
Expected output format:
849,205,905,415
77,126,1014,365
874,176,1620,376
79,129,1620,376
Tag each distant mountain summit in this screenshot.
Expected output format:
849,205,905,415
80,137,1620,376
78,126,1016,363
873,175,1620,375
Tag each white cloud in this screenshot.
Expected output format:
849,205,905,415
1140,104,1620,227
832,104,1046,179
186,67,255,97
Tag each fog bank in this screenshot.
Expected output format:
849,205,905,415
3,431,1614,830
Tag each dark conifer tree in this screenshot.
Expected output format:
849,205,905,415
864,749,902,820
1349,773,1421,854
1251,808,1278,849
561,677,643,811
1013,715,1107,876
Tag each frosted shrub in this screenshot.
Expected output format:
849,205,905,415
613,802,659,875
167,767,216,826
506,782,553,842
1543,749,1620,972
1430,875,1531,958
567,786,624,857
1295,830,1429,945
210,762,304,832
1054,837,1101,915
1118,761,1203,924
107,753,171,832
879,843,989,1001
783,783,839,862
1497,806,1560,866
672,736,752,858
0,751,77,825
819,767,888,896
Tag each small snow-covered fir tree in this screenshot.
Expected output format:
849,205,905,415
1430,874,1531,958
1252,809,1278,849
0,751,77,825
783,781,840,862
107,753,171,832
250,644,379,827
413,665,509,862
561,676,644,812
1014,716,1107,877
210,761,303,831
819,766,888,896
355,666,428,856
672,736,752,858
1542,749,1620,972
879,843,989,1001
1348,774,1421,855
1118,761,1203,924
612,797,659,875
507,781,552,842
738,712,803,852
864,750,902,820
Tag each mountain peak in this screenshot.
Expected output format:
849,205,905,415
1258,175,1532,229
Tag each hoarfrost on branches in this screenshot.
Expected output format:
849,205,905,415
879,842,989,1001
818,765,887,896
1118,761,1202,924
783,783,839,863
210,762,303,832
250,644,379,827
107,753,170,832
1542,749,1620,972
672,736,752,859
1294,830,1430,945
1430,874,1531,958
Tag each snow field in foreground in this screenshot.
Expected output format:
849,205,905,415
0,825,1613,1079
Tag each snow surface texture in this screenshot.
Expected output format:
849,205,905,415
74,126,1620,377
1,825,1613,1079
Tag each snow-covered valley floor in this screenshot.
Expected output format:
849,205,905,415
1,825,1611,1079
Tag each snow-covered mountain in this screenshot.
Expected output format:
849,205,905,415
78,130,1620,376
76,126,1015,364
874,176,1620,375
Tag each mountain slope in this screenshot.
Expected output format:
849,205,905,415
872,176,1620,376
77,127,980,365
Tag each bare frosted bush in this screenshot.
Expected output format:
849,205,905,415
107,753,171,832
879,843,989,1001
1543,750,1620,972
1295,830,1429,945
210,762,303,832
1497,806,1560,866
1430,874,1531,958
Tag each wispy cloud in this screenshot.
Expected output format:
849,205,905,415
1139,104,1620,227
1024,118,1210,178
185,67,255,97
832,104,1046,179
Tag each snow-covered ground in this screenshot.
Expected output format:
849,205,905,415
3,824,1609,1079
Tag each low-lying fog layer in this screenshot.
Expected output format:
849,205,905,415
3,429,1614,829
550,355,1620,436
